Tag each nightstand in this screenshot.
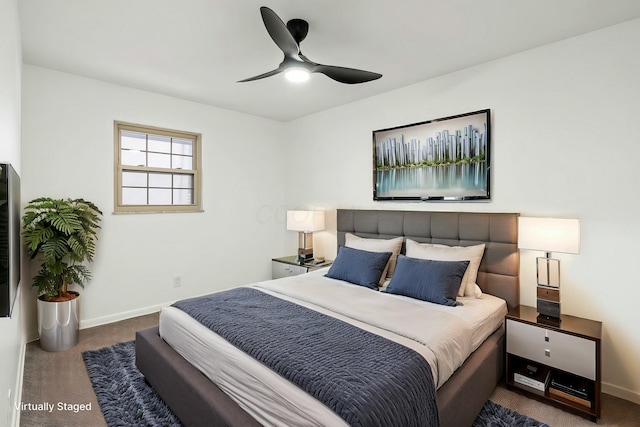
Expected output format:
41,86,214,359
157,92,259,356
271,256,332,279
505,305,602,421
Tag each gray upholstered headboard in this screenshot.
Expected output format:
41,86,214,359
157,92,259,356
336,209,520,310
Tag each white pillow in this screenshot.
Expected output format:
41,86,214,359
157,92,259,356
467,283,483,298
405,239,485,297
345,234,403,285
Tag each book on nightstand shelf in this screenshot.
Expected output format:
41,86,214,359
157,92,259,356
513,362,550,392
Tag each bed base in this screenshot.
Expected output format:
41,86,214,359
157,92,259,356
135,325,504,427
136,210,516,426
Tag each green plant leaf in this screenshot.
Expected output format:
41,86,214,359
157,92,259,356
50,211,82,234
41,238,70,261
22,197,102,297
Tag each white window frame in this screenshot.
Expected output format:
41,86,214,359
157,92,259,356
114,121,202,213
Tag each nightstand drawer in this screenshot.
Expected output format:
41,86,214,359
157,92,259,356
506,319,596,380
272,262,307,279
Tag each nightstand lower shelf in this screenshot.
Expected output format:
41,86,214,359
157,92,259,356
506,354,598,421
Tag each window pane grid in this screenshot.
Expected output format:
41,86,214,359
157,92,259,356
121,171,195,206
116,121,201,212
120,131,194,170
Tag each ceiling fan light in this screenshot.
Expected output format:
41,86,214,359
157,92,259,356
284,67,310,83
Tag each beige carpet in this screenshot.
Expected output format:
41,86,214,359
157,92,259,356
20,312,640,426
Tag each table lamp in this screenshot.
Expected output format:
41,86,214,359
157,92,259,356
518,217,580,321
286,210,325,263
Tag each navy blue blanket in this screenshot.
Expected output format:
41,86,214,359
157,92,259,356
173,287,439,426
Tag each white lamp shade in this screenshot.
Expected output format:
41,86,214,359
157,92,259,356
518,217,580,254
286,210,325,232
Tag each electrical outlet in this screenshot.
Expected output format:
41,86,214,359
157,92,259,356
173,276,182,288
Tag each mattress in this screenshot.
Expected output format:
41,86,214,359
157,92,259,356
159,269,507,427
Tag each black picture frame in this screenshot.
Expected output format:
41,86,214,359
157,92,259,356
373,109,491,201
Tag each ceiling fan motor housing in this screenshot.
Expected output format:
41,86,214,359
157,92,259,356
286,19,309,43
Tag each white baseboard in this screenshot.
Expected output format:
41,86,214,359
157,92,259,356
26,329,38,343
10,342,26,427
25,301,176,342
79,301,173,330
602,381,640,405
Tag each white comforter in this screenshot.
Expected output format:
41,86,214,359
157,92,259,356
160,269,507,427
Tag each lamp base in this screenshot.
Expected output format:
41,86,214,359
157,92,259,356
297,248,314,264
536,255,560,287
536,313,561,327
297,231,315,264
536,285,560,320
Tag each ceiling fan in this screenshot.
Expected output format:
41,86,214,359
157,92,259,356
239,6,382,84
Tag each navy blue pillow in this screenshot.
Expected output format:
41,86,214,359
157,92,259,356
325,245,392,289
383,255,470,306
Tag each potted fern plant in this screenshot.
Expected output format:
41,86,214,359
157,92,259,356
22,197,102,351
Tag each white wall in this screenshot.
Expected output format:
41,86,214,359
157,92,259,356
0,0,25,425
21,66,289,331
285,19,640,403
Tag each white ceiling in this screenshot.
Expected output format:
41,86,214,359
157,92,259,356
19,0,640,122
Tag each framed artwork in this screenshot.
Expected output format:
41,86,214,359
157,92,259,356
373,109,490,201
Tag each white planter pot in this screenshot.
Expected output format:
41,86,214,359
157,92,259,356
37,292,80,352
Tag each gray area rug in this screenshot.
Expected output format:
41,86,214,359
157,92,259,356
83,340,549,426
472,400,550,427
82,341,180,426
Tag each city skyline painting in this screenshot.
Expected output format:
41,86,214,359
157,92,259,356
373,109,490,201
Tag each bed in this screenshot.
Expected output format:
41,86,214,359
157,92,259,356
135,209,519,426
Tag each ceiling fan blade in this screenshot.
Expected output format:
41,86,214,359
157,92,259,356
260,6,299,56
237,68,283,83
313,64,382,84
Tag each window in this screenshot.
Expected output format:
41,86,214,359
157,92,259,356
114,121,202,213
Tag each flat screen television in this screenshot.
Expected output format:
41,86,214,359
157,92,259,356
0,163,20,317
372,109,491,201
